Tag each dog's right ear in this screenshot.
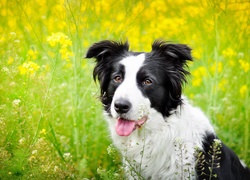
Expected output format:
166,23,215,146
86,40,129,81
86,40,129,108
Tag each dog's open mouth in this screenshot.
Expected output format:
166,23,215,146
115,116,147,136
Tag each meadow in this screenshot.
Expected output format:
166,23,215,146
0,0,249,179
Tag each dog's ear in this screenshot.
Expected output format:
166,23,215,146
151,40,192,82
151,40,192,66
86,40,129,82
150,40,193,115
86,40,129,60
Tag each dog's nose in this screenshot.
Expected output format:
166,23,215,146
114,99,131,114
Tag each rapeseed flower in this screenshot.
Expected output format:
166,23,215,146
222,47,236,58
210,61,223,74
7,57,14,65
191,66,207,87
40,129,47,135
27,49,38,60
18,61,40,75
229,60,236,67
193,66,207,77
218,79,227,92
192,48,202,60
47,32,72,48
60,47,74,61
239,59,249,73
192,77,202,87
47,32,74,63
240,85,248,98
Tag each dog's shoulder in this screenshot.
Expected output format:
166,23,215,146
196,132,250,180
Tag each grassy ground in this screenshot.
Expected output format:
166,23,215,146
0,0,249,179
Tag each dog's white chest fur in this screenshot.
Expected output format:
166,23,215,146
106,101,214,179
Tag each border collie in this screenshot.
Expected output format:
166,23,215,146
86,40,250,179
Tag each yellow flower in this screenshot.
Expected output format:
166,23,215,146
239,85,248,98
191,66,207,87
239,59,249,73
192,77,202,87
218,79,227,92
27,49,38,60
210,62,223,74
65,63,72,69
229,60,236,67
40,129,46,135
48,51,55,58
60,47,74,61
222,47,236,58
47,32,72,47
83,41,90,48
18,61,40,75
7,57,14,65
47,32,74,62
192,48,202,60
193,66,207,77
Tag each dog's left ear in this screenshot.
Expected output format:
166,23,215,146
150,40,193,115
151,40,193,85
151,40,192,66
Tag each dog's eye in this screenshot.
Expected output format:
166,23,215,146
143,79,152,85
114,75,122,83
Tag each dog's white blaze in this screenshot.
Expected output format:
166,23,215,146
111,54,151,120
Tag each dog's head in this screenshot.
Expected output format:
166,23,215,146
86,40,192,136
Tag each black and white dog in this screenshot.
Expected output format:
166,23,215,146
86,40,250,179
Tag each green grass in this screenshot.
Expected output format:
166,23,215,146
0,0,249,179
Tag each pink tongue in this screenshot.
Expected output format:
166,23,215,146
115,118,136,136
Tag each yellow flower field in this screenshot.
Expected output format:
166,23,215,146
0,0,249,178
